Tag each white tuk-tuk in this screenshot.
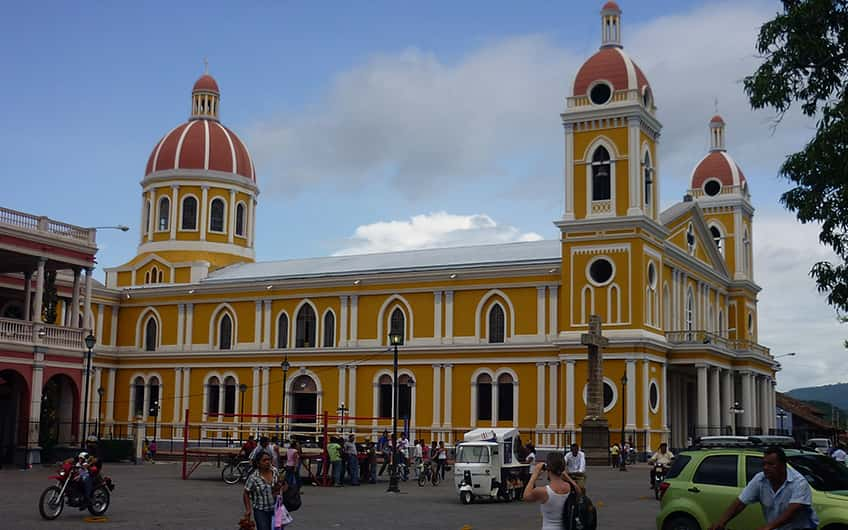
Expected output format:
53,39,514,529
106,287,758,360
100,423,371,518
454,428,526,505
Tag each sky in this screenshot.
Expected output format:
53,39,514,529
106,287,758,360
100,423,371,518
0,0,842,390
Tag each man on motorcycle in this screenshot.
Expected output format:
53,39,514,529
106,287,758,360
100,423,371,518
648,442,674,489
76,452,100,507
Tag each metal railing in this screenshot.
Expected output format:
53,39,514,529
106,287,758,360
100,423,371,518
0,205,96,245
666,330,771,358
0,317,85,350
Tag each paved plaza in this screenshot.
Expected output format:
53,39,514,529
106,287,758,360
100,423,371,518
2,460,661,529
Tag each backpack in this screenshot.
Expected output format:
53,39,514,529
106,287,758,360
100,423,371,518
562,493,597,530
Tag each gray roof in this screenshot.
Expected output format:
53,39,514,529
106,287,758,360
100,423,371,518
204,240,561,283
659,201,693,225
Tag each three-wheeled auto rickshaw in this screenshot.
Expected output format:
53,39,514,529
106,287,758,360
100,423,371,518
454,428,526,505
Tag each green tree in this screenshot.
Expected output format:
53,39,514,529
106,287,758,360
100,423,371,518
744,0,848,312
41,270,58,324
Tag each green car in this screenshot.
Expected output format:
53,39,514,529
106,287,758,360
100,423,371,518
656,446,848,530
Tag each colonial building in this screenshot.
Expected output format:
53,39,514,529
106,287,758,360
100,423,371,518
0,2,778,463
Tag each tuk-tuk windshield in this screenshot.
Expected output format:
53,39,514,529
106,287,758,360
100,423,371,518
457,445,490,464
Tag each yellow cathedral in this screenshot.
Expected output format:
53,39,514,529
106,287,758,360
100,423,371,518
74,2,778,453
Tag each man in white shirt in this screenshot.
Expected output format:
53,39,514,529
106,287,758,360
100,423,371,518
412,439,423,479
832,444,847,464
649,442,674,488
564,443,587,491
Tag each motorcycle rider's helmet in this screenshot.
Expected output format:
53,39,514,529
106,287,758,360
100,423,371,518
78,452,89,462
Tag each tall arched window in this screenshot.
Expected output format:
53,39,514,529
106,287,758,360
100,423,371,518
181,196,198,230
488,304,505,343
219,314,233,350
497,373,514,421
206,376,221,415
389,307,405,342
323,311,335,347
144,317,157,351
476,373,493,421
710,225,723,255
277,314,289,348
210,198,225,232
235,203,246,236
591,146,611,201
150,267,159,284
643,151,653,208
378,374,392,418
295,305,316,348
132,376,145,417
223,376,236,414
157,196,170,231
147,376,160,416
686,288,695,338
398,374,413,420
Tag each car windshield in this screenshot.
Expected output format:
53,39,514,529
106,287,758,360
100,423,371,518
457,445,490,464
789,454,848,492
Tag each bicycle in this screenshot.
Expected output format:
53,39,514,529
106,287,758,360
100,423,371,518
417,460,441,487
222,457,253,485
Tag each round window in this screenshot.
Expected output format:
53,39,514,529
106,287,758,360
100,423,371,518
704,180,721,197
589,82,612,105
603,382,615,409
649,382,659,412
588,258,614,285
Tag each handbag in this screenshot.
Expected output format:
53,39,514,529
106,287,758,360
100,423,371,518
282,482,302,512
273,496,294,529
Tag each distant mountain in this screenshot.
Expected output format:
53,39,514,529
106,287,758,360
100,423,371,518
787,383,848,411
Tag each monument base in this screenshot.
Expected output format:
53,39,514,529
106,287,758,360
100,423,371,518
581,418,611,466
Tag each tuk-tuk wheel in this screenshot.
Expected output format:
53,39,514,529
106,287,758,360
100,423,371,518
460,491,472,505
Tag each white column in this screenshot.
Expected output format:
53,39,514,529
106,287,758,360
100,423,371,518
338,365,347,412
28,354,44,454
642,359,650,430
432,364,441,428
626,359,637,429
661,362,668,431
348,365,357,418
760,376,770,433
548,362,558,429
106,368,116,423
199,186,208,240
563,123,575,220
512,380,519,428
95,303,104,345
734,209,744,279
83,267,94,330
70,268,81,328
751,375,759,429
565,360,575,429
490,383,497,424
147,189,155,241
433,291,442,342
263,300,272,348
536,362,546,439
227,189,236,243
170,185,179,239
740,371,752,429
721,369,732,433
549,286,558,338
444,291,454,344
247,197,255,246
33,258,46,323
696,364,708,433
91,367,102,424
349,295,358,346
627,116,642,216
254,301,262,348
470,381,478,427
261,367,270,420
536,286,546,338
184,303,193,350
339,296,348,346
251,367,260,415
443,364,453,428
173,368,182,425
176,304,185,350
709,367,721,433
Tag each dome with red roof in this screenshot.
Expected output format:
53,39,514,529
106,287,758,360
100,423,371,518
572,47,650,97
690,115,746,194
602,1,620,11
143,74,256,182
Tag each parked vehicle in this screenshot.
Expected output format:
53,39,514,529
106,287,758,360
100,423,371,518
39,457,114,520
656,438,848,530
807,437,834,455
454,428,525,505
222,457,253,484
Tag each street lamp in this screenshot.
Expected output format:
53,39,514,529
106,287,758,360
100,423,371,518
280,355,290,439
97,386,105,438
150,400,160,443
337,402,349,433
774,352,797,359
91,225,130,232
730,401,745,435
239,383,248,441
777,408,788,433
620,372,628,470
387,330,404,493
81,333,96,449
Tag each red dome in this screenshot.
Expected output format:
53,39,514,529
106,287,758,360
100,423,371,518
572,47,649,96
193,74,219,93
691,151,746,190
602,1,621,11
710,114,725,124
144,119,256,181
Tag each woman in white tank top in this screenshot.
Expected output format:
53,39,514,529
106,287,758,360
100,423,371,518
523,452,577,529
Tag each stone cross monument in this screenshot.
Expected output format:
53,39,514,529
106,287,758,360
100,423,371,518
580,314,611,465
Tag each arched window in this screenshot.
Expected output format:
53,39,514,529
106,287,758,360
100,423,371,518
389,307,405,342
686,288,694,337
219,314,233,350
132,376,145,417
235,203,246,237
497,373,514,421
144,317,157,351
223,376,237,414
144,271,150,284
710,225,723,255
643,151,653,208
378,374,392,418
488,304,505,343
158,269,164,282
144,200,151,235
150,266,159,284
157,196,170,231
398,374,413,420
323,311,335,347
686,223,696,255
295,305,316,348
277,314,289,348
206,376,221,415
181,196,198,230
210,198,225,232
591,146,611,201
743,227,751,275
147,376,160,416
476,373,493,421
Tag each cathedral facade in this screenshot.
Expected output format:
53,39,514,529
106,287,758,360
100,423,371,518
0,2,778,460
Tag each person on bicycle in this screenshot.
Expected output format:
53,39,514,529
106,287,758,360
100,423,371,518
648,442,674,489
240,435,257,460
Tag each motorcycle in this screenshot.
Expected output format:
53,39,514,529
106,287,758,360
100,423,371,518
652,464,667,500
39,458,115,520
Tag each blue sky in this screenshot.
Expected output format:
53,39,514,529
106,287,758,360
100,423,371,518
0,1,843,389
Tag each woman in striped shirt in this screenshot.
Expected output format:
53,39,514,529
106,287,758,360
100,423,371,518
243,452,285,530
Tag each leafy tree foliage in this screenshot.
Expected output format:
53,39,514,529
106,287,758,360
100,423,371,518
744,0,848,312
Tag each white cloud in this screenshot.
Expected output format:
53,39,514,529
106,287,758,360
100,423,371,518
333,211,542,256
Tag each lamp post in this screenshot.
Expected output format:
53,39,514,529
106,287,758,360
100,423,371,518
239,384,248,441
774,352,797,360
730,401,745,436
387,331,403,493
150,400,160,443
620,372,628,470
81,333,96,449
337,402,349,434
280,354,290,439
777,409,788,433
97,386,105,438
